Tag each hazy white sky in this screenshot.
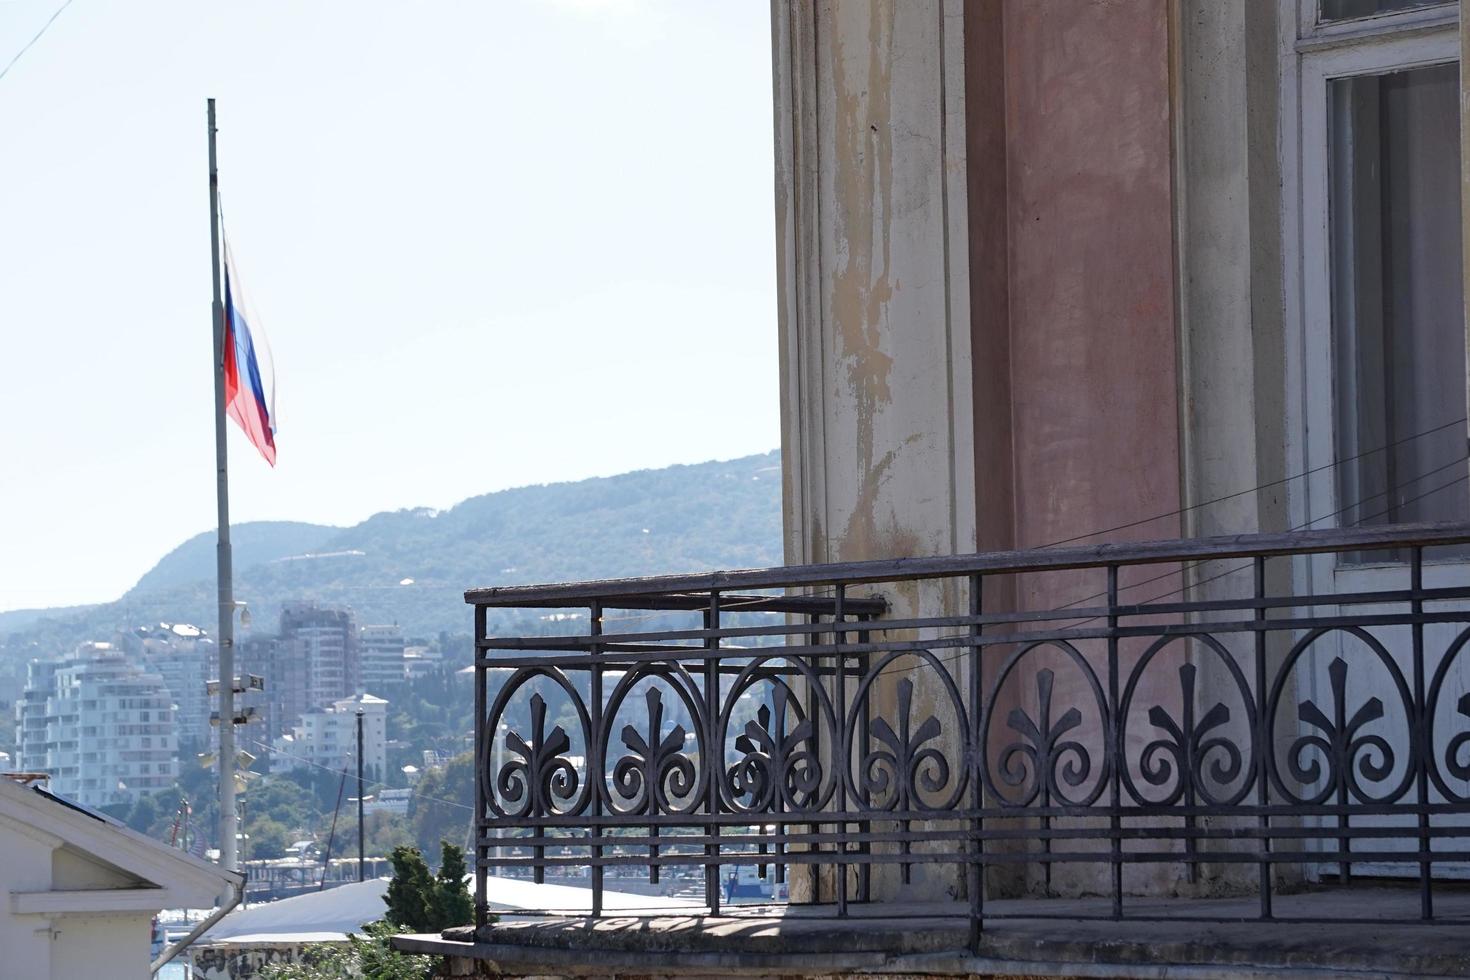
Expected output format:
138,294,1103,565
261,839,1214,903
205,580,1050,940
0,1,780,612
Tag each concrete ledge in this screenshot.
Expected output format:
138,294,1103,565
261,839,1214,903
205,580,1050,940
393,887,1470,979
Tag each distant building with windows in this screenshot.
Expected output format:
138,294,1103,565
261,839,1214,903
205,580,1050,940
272,693,388,784
280,603,359,712
403,644,442,681
17,642,177,807
358,624,406,692
123,622,217,752
238,633,298,748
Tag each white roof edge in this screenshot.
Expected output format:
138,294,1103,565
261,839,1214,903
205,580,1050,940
0,780,241,905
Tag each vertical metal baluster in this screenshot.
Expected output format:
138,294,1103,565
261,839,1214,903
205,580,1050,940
807,611,823,901
775,676,787,891
1413,547,1433,919
590,600,604,917
705,593,722,913
1107,565,1122,919
968,573,984,951
857,614,872,903
474,604,488,931
1254,556,1273,919
835,586,848,917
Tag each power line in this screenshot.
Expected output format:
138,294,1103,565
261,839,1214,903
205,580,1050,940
1043,415,1466,548
578,416,1470,633
238,735,474,812
0,0,74,85
875,452,1470,678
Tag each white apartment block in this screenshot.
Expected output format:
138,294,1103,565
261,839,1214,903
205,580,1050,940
132,623,216,750
272,693,388,784
359,624,406,692
18,643,178,807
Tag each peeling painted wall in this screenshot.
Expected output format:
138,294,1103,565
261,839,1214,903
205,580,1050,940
775,0,975,574
774,0,1295,902
773,0,975,904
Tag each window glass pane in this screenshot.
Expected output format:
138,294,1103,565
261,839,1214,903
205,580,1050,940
1320,0,1452,23
1330,63,1467,561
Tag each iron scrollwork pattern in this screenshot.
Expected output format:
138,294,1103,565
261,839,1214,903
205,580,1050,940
474,525,1470,927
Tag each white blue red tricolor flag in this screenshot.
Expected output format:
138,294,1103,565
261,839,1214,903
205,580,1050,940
222,240,277,466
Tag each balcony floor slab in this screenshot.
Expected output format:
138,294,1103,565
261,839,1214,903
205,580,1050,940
395,885,1470,979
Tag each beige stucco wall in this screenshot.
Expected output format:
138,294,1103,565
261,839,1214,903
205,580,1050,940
773,0,1305,903
774,0,975,572
773,0,975,903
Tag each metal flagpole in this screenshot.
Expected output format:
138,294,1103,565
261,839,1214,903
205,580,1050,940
208,97,238,874
357,708,366,882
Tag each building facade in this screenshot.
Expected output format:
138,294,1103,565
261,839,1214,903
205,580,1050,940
272,693,388,784
125,622,217,753
359,624,406,693
17,643,178,807
279,603,360,712
0,776,241,980
772,0,1470,901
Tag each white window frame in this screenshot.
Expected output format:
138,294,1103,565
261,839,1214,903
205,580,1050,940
1298,0,1457,48
1281,0,1468,878
1281,1,1461,581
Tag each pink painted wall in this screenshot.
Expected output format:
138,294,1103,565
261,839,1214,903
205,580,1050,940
966,0,1186,894
1001,0,1181,559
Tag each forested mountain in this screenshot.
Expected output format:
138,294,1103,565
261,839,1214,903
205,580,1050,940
1,451,783,652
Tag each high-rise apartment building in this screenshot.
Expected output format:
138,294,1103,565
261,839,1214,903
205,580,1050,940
18,643,177,807
358,625,406,692
238,633,299,746
279,603,359,711
123,623,217,753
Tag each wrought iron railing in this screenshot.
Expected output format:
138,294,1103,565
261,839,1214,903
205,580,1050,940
469,524,1470,934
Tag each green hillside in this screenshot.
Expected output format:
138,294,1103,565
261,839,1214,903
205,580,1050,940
1,451,783,652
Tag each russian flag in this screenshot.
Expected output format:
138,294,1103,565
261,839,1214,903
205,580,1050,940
222,240,277,466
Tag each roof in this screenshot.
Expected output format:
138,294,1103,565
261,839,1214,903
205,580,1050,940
198,875,696,946
0,778,241,910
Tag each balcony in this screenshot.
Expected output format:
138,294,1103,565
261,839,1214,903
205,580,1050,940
405,524,1470,977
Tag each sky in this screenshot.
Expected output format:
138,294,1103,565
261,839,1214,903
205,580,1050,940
0,0,780,612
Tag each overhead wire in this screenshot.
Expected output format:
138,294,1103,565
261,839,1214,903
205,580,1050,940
0,0,74,84
238,734,475,813
872,450,1470,678
526,441,1470,677
568,416,1470,634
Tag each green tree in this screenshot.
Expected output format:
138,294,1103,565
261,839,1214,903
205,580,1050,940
247,817,290,860
383,846,435,932
382,842,476,933
427,843,473,930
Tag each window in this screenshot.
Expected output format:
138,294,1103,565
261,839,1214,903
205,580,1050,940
1290,0,1464,563
1330,62,1467,551
1320,0,1452,21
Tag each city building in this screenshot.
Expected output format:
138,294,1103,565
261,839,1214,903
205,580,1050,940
126,622,217,752
272,693,388,784
14,659,56,775
402,644,442,681
238,633,301,750
0,775,241,980
410,2,1470,977
18,642,177,807
358,624,406,692
279,603,359,712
